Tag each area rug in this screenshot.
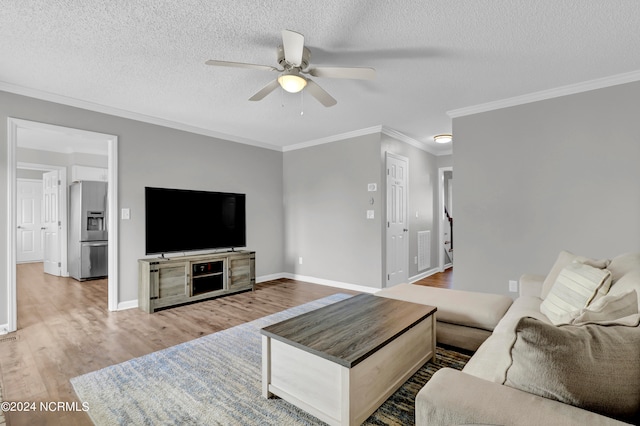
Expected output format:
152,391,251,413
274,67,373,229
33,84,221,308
71,294,470,425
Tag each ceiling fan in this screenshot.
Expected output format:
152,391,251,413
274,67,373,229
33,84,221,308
205,30,376,107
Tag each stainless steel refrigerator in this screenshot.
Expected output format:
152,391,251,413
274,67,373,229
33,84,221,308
68,181,108,280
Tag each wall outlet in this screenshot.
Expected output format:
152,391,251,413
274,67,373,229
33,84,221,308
121,208,130,220
367,210,375,219
298,257,303,265
509,280,519,293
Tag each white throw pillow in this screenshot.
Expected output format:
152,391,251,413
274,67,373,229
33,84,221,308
541,250,610,298
540,261,612,325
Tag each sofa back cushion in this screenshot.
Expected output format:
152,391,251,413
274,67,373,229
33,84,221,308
607,252,640,283
504,315,640,421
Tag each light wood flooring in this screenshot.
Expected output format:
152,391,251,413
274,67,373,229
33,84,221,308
414,267,453,289
0,263,451,425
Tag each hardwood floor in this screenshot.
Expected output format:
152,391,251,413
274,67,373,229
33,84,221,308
413,267,453,289
0,263,452,425
0,263,358,425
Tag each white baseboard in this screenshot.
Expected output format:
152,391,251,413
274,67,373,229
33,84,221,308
256,272,288,283
408,267,441,284
281,273,379,294
117,300,138,311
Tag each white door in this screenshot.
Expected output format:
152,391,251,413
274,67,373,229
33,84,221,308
17,180,44,262
386,153,409,287
43,170,62,276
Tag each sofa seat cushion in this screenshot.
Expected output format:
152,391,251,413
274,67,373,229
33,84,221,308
504,315,640,421
375,283,513,331
463,296,551,383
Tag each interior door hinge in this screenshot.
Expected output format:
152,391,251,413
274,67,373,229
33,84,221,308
58,179,61,186
58,262,61,267
387,274,390,280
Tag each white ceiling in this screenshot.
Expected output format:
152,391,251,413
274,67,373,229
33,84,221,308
2,1,640,154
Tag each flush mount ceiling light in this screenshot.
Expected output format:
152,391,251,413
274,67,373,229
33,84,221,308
277,70,307,93
434,134,453,144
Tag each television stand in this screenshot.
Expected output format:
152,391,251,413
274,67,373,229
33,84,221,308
138,250,255,313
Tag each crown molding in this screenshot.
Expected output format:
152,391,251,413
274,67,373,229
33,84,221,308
282,125,384,152
0,81,283,152
284,125,452,156
382,126,450,156
381,126,452,156
447,69,640,118
1,81,455,156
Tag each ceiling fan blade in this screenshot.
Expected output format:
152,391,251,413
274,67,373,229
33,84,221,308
281,29,305,67
305,79,337,107
205,60,278,73
308,66,376,80
249,79,280,101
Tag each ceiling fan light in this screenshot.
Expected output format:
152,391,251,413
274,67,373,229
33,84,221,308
278,73,307,93
434,134,453,144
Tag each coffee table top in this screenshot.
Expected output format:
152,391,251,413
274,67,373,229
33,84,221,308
261,293,436,368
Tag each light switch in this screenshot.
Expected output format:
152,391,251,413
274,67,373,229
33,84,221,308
121,208,131,220
367,210,375,219
367,183,377,192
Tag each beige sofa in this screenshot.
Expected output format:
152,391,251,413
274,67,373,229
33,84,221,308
414,251,640,426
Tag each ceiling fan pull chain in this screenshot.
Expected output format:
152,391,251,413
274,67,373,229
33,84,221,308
300,91,304,116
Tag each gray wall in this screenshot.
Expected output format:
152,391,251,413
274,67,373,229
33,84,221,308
0,91,285,323
283,132,443,289
283,133,383,288
453,81,640,296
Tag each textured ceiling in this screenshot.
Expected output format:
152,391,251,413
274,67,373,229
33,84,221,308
2,1,640,153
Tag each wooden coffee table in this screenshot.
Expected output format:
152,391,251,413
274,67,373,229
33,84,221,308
261,293,436,426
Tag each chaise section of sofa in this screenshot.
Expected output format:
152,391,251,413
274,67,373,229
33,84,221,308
375,283,513,351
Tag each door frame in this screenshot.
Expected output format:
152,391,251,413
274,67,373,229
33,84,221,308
17,167,67,269
384,151,409,288
438,166,453,272
6,118,119,333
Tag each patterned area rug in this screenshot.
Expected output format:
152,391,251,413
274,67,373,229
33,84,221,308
71,294,470,425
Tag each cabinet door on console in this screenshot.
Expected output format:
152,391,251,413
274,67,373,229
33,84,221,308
154,262,190,300
228,256,253,290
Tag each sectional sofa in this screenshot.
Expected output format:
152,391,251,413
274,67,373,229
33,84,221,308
378,251,640,425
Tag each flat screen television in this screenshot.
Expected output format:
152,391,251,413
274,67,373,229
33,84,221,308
145,187,246,255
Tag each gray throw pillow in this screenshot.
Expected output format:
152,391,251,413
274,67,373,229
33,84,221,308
504,316,640,421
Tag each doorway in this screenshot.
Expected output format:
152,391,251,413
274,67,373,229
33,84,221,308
438,166,453,271
16,164,68,276
6,118,119,333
